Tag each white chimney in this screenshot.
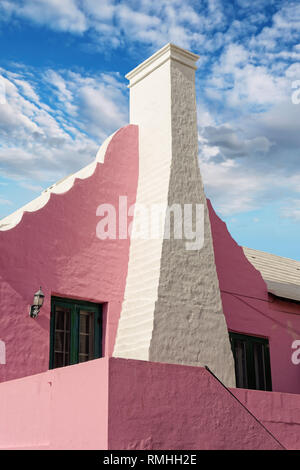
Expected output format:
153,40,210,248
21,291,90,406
113,44,235,387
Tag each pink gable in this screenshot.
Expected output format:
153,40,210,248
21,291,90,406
0,125,139,383
208,199,300,394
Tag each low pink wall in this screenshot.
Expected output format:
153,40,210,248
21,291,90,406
232,388,300,450
0,357,109,450
0,125,138,383
2,357,299,450
108,358,283,450
208,200,300,394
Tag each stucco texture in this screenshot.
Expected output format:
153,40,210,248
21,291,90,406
0,358,109,450
232,388,300,450
0,357,292,449
208,200,300,394
114,45,235,388
0,125,139,383
108,358,283,450
149,60,235,387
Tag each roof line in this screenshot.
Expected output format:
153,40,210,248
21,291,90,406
0,130,118,232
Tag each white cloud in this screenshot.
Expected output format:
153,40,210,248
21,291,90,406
0,66,127,187
227,64,287,107
0,0,299,231
281,199,300,221
19,182,44,192
201,125,272,158
208,43,289,111
197,95,300,217
0,197,12,206
82,0,115,22
15,0,88,34
0,0,232,52
200,158,264,215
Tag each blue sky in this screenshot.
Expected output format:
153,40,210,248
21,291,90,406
0,0,300,260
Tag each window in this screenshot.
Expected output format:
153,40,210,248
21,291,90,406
50,297,102,369
229,332,272,391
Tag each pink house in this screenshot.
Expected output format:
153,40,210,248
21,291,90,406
0,44,300,450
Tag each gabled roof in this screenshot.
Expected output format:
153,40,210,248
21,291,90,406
243,247,300,302
0,131,116,231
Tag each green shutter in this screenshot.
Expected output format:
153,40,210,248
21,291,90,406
229,332,272,391
49,297,103,370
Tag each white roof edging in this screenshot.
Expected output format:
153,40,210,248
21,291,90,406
0,130,116,231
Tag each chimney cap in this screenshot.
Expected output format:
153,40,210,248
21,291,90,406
126,43,200,88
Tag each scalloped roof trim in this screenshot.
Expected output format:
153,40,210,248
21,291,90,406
0,130,117,231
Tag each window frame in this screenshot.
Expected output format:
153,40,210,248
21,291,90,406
229,331,272,391
49,297,102,370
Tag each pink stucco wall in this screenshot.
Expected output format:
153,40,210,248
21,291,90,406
0,357,109,450
1,121,300,450
232,387,300,450
0,125,139,383
0,357,294,450
208,200,300,394
108,358,283,450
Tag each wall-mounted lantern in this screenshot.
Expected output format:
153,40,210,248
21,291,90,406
29,287,45,318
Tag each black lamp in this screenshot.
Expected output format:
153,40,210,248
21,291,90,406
29,287,45,318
